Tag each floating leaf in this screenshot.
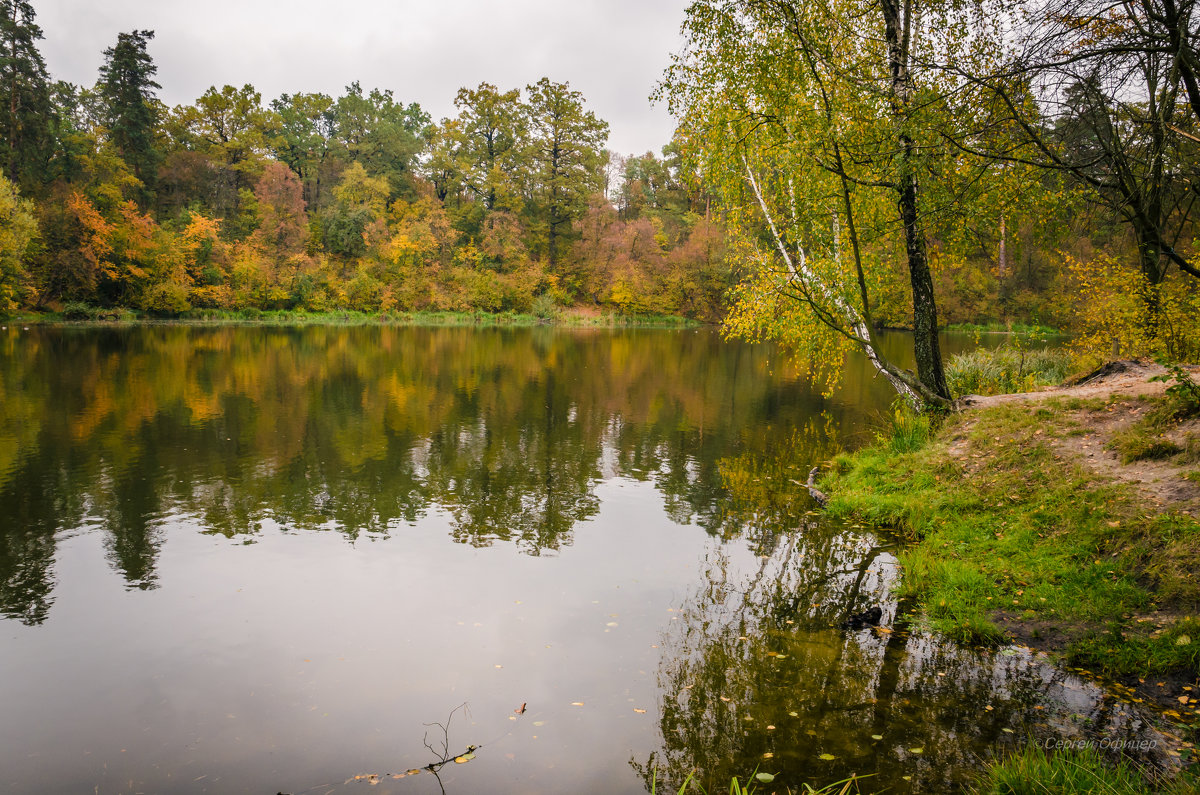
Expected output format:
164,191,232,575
755,773,776,783
819,753,836,761
634,708,647,714
1002,728,1015,734
871,734,883,740
909,747,924,754
762,752,774,759
515,702,527,714
788,711,799,717
533,720,545,726
571,702,584,706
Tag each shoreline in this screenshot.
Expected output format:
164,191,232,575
818,363,1200,753
1,308,707,329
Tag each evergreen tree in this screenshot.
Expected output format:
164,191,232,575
98,29,160,192
0,0,52,190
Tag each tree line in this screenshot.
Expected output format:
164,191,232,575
0,3,731,319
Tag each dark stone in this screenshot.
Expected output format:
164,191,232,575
839,606,883,630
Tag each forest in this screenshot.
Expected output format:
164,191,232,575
0,0,1195,376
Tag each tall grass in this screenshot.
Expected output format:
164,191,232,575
947,346,1077,397
977,746,1179,795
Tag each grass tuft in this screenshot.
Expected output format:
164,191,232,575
947,346,1076,397
976,746,1175,795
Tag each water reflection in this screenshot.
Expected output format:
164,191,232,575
0,325,856,623
638,521,1168,793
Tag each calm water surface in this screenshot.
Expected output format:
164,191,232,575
0,326,1159,793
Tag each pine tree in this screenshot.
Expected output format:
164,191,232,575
98,30,160,192
0,0,52,190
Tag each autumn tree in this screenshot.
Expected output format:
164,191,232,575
0,170,35,310
332,82,428,200
269,91,336,209
524,77,608,270
957,0,1200,331
450,82,527,211
97,30,161,193
662,0,1005,407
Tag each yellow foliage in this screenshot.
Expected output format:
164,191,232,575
1068,254,1200,363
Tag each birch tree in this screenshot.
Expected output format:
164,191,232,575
662,0,1005,408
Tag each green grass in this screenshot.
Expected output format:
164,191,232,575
946,346,1078,397
821,398,1200,677
16,306,703,328
976,746,1188,794
1107,393,1199,464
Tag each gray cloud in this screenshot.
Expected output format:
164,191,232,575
34,0,689,156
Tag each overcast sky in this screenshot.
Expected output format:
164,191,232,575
34,0,691,157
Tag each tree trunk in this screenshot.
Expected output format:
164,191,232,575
899,166,951,400
882,0,951,402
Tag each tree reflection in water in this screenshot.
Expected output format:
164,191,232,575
0,324,845,623
635,517,1171,793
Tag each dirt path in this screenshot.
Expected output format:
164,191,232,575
958,359,1200,514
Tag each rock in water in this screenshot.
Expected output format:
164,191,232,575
839,606,883,630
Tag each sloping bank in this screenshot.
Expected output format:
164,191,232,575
817,361,1200,783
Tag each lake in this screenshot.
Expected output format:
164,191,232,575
0,325,1162,794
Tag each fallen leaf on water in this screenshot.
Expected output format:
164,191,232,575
634,708,647,714
767,725,776,730
1181,696,1191,705
763,752,774,759
755,773,776,783
1002,728,1014,734
909,747,924,754
533,721,545,726
571,702,584,706
871,735,883,740
819,753,836,761
606,622,618,627
720,696,731,702
788,711,799,717
515,702,527,714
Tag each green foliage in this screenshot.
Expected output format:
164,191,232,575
0,172,35,312
946,346,1077,397
0,0,54,191
98,30,160,189
1150,360,1200,414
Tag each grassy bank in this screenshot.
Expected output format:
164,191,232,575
4,306,704,328
820,392,1200,710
